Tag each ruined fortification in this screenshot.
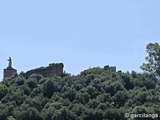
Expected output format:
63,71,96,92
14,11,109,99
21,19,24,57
104,65,116,72
3,57,116,79
3,57,64,79
4,57,17,78
22,63,64,78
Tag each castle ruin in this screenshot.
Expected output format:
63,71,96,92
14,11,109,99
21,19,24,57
104,65,116,72
3,57,116,79
22,63,64,78
3,57,64,79
4,57,17,78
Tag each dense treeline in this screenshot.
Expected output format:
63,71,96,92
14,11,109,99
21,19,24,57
0,67,160,120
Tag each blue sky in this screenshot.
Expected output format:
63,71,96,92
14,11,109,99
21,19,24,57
0,0,160,80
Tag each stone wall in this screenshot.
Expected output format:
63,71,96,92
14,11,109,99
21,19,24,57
104,65,116,72
23,63,64,78
4,67,17,78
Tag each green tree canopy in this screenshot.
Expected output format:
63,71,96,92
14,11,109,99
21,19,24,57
1,64,160,120
0,84,9,100
140,42,160,76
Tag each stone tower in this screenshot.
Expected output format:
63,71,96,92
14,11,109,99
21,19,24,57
4,57,17,78
104,65,116,72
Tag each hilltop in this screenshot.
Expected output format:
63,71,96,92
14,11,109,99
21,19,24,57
0,67,160,120
1,42,160,119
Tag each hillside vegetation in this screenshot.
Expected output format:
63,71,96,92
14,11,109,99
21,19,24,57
0,67,160,120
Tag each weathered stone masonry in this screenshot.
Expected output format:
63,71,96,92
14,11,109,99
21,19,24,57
3,57,64,78
23,63,64,78
3,57,116,79
104,65,116,72
4,57,17,78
